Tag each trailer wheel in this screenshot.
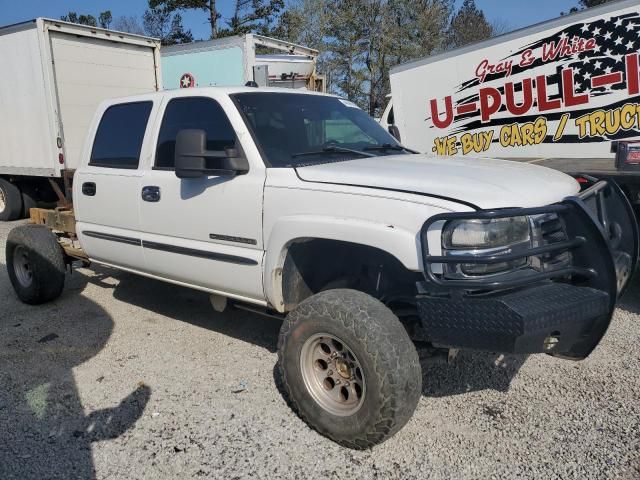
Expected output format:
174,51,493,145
277,289,422,449
21,184,39,218
6,225,66,304
0,178,23,221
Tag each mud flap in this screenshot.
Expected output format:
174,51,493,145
555,180,638,360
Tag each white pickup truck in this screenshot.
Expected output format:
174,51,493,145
5,87,638,448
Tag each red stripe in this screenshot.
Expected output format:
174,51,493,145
627,53,639,95
456,102,477,115
591,72,623,88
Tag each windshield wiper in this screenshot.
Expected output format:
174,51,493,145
291,146,375,158
363,143,418,154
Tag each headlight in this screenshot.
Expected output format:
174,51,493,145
442,216,531,276
443,216,530,249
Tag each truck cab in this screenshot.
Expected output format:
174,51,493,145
6,86,638,449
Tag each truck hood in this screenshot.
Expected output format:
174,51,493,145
294,154,580,209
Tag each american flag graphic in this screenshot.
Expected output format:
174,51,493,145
438,11,640,141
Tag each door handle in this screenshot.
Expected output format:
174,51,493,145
141,186,161,202
82,182,96,196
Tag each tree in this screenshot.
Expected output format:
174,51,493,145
222,0,285,36
61,11,114,29
447,0,493,49
490,18,511,36
565,0,615,13
320,0,454,116
60,12,97,27
149,0,220,39
143,6,193,45
112,16,146,35
99,11,112,29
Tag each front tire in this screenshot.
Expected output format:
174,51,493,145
6,225,66,304
0,178,23,221
277,289,421,449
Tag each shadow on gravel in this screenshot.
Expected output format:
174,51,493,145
419,350,527,397
79,266,524,402
97,267,281,353
0,269,150,480
616,276,640,314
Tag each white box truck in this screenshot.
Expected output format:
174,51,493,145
161,34,325,91
0,18,162,221
381,0,640,206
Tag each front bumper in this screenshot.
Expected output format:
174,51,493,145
417,180,638,359
417,282,610,355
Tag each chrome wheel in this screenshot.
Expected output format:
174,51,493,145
300,333,366,416
13,246,33,288
0,186,5,213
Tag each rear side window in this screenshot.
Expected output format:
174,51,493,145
155,97,236,169
90,101,153,169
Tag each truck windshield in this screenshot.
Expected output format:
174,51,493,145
231,92,410,167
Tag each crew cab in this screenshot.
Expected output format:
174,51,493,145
5,87,638,449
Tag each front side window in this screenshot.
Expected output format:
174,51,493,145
231,92,406,167
90,101,152,169
155,97,237,169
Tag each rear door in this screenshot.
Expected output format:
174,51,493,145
74,100,155,270
49,31,158,170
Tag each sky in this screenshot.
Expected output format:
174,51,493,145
0,0,583,40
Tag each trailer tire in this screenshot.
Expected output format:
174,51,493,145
277,289,422,449
0,178,23,221
21,184,39,218
6,225,66,304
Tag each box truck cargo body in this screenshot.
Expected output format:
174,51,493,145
384,0,640,196
0,18,161,220
161,34,324,91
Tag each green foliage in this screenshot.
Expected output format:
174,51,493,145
447,0,492,49
564,0,615,14
149,0,220,38
277,0,454,116
98,11,112,29
60,12,97,27
61,11,114,29
221,0,285,36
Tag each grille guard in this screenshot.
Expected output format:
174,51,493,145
420,180,638,359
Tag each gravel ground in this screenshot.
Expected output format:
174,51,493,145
1,219,639,480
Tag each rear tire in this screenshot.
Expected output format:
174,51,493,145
0,178,23,221
278,289,422,449
6,225,66,304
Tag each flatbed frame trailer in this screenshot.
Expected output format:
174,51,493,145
0,18,161,221
507,156,640,214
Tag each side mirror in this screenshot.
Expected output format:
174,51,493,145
174,129,249,179
388,125,401,142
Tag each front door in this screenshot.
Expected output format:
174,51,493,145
138,95,265,302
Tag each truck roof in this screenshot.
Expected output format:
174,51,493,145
390,0,638,74
102,85,338,105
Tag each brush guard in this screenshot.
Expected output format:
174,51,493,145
417,180,638,360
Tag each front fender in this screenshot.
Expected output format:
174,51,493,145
263,215,421,312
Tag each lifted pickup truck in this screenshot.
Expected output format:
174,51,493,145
5,87,638,449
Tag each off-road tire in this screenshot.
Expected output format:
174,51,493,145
277,289,422,449
6,225,66,304
0,178,23,221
